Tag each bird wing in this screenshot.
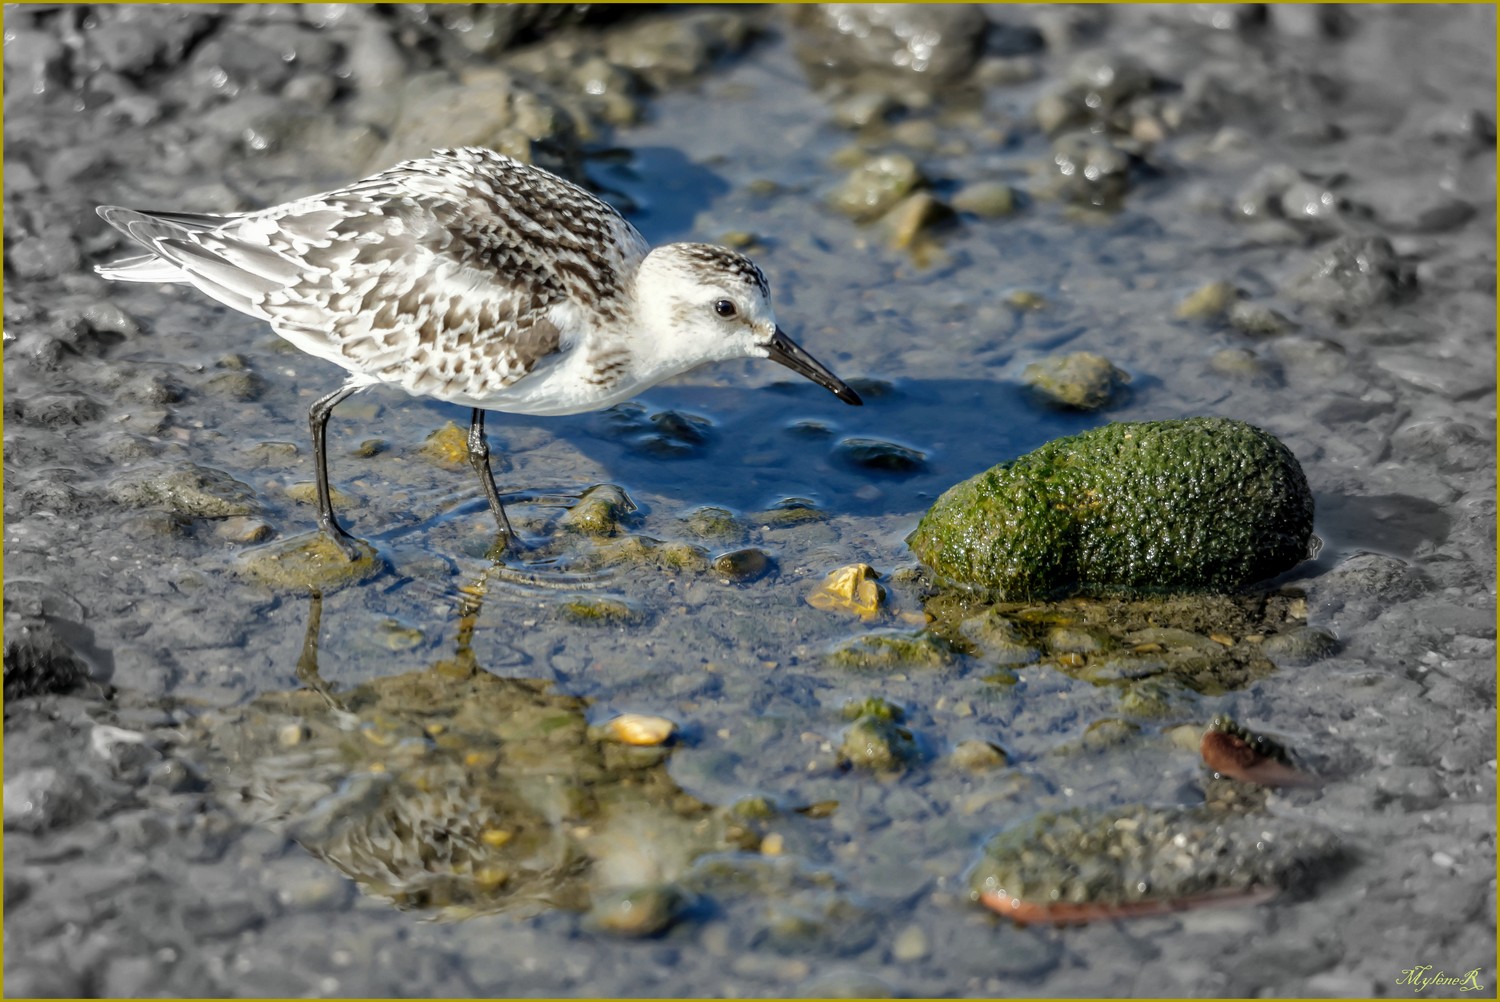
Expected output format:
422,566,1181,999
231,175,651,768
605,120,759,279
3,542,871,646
95,148,650,396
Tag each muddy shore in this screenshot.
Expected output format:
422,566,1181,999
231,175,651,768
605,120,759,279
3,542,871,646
5,5,1495,997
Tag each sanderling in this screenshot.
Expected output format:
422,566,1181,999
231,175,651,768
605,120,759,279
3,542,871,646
95,146,861,559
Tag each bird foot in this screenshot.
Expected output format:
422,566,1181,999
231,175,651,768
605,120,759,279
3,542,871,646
323,526,369,563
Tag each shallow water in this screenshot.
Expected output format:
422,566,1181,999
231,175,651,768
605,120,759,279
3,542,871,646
5,5,1495,997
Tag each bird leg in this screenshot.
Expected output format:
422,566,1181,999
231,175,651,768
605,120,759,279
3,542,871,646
467,408,515,546
307,383,365,561
294,589,345,711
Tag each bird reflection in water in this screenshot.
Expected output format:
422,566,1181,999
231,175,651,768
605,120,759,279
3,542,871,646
205,577,762,923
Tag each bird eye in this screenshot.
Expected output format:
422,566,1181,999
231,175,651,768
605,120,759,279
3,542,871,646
713,299,738,319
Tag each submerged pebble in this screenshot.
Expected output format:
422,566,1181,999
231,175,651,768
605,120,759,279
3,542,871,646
110,464,259,518
1287,235,1417,317
949,739,1008,772
832,437,927,474
839,713,917,772
590,884,688,938
559,596,645,626
1022,352,1130,410
829,152,926,222
560,484,636,538
1260,624,1339,664
825,630,954,670
711,547,771,584
238,533,382,593
752,498,827,527
881,190,953,252
419,421,471,466
678,505,744,543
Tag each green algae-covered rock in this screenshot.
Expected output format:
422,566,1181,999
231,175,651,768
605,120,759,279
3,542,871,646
908,418,1313,599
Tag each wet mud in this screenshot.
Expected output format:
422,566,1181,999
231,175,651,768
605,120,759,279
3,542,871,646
4,5,1494,997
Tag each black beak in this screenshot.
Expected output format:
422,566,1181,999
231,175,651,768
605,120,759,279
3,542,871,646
766,327,862,406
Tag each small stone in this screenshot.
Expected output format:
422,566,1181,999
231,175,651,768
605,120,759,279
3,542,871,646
353,438,388,459
1287,235,1416,317
718,230,758,250
890,117,940,151
1227,301,1295,337
111,464,259,518
1033,90,1090,135
832,437,927,474
950,739,1007,772
712,547,771,583
1176,280,1240,320
285,482,350,508
951,180,1018,218
245,441,301,467
829,152,925,222
825,631,953,670
419,421,470,466
1022,352,1129,410
655,541,712,574
830,90,896,130
560,484,635,538
891,923,931,962
560,596,644,626
203,369,268,401
881,190,953,250
677,507,741,544
959,609,1041,665
1208,347,1277,381
237,533,382,594
839,714,916,771
752,497,827,527
1047,624,1112,654
1261,625,1339,664
841,696,904,723
605,714,677,747
806,564,885,621
591,884,686,937
214,516,274,544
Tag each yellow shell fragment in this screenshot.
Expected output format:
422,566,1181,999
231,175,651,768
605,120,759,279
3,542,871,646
606,713,678,747
805,563,885,621
479,828,514,848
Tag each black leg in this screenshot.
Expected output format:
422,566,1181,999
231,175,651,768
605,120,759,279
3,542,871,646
308,383,364,560
467,407,515,545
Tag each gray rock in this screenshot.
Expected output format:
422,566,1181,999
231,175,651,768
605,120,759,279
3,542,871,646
110,464,260,518
1260,625,1340,664
791,5,988,85
1046,132,1134,208
3,618,93,701
12,391,104,427
1288,236,1417,317
832,437,927,475
3,767,99,833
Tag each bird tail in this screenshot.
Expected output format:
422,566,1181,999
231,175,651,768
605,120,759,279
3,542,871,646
94,206,236,283
94,251,189,283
